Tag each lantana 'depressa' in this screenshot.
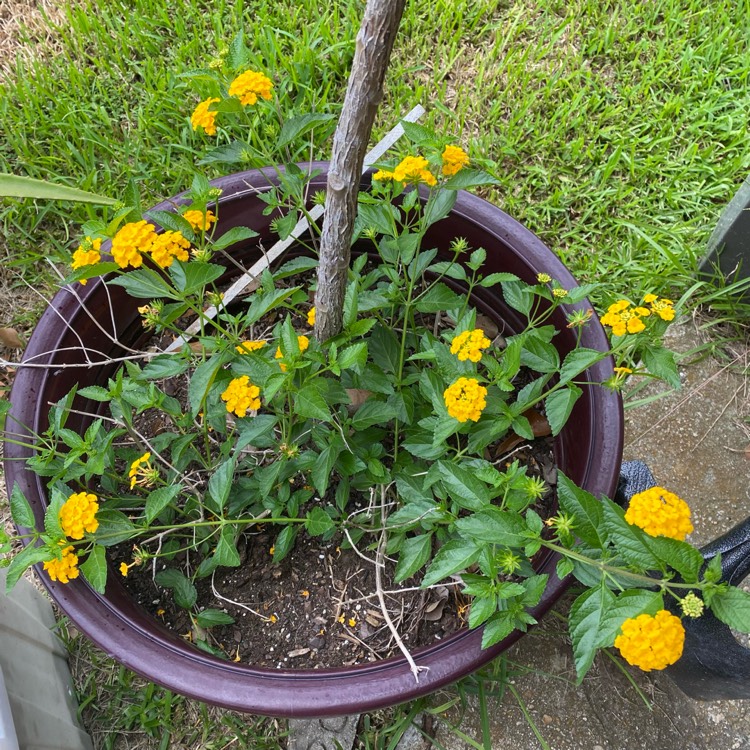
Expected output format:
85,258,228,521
441,145,469,176
150,230,191,268
221,376,261,417
614,610,685,671
190,97,220,136
182,209,217,232
43,545,80,584
450,329,491,362
624,486,693,541
228,70,274,106
71,237,102,284
129,452,157,489
111,220,159,269
59,492,99,540
443,377,488,422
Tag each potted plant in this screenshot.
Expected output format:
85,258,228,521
3,3,750,721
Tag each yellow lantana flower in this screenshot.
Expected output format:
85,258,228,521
183,209,217,232
150,230,191,268
444,377,487,422
190,97,220,136
392,155,437,187
275,335,310,372
441,145,469,177
43,545,80,584
59,492,99,540
129,452,158,489
614,610,685,671
450,329,491,362
71,237,102,285
624,486,693,541
236,340,267,354
228,70,274,106
111,220,158,269
307,307,316,327
221,375,261,417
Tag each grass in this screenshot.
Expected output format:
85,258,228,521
1,0,749,748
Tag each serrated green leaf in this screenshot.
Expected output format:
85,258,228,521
443,169,500,190
80,545,107,594
642,346,681,389
44,491,66,539
644,536,704,583
272,525,299,563
145,210,195,241
305,507,335,537
710,587,750,633
94,509,137,546
438,461,491,512
421,539,482,587
481,612,517,648
142,354,190,380
10,483,35,529
394,533,433,583
455,507,527,547
424,189,457,227
519,336,560,373
108,269,180,300
479,272,520,287
169,261,224,295
545,385,582,436
468,593,497,629
196,609,235,627
556,557,575,580
214,525,241,567
145,486,182,524
351,399,398,430
156,568,197,609
77,385,111,402
235,415,278,451
414,282,463,313
427,260,467,281
188,351,230,417
597,589,664,647
211,226,259,251
294,383,331,422
559,348,604,385
5,544,50,592
338,342,368,371
207,459,234,513
278,113,335,148
556,473,605,547
569,584,616,680
704,553,723,583
602,499,662,570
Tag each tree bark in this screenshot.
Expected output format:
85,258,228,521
314,0,406,341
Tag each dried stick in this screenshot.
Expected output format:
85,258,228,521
375,485,428,682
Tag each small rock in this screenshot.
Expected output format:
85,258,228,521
542,715,554,725
309,635,326,649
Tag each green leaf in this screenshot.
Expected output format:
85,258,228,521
642,346,681,388
207,459,234,514
10,483,36,529
338,342,368,371
211,226,259,251
145,209,195,241
310,443,341,497
0,173,116,204
455,507,527,547
569,584,616,680
169,261,224,295
710,587,750,633
556,473,605,548
644,536,704,582
386,499,441,531
278,113,335,148
145,486,182,524
294,383,332,422
443,169,500,190
351,399,398,430
437,461,491,511
544,385,582,436
214,525,241,567
427,260,467,281
394,533,433,583
704,553,723,583
188,352,230,417
198,141,247,166
399,121,436,145
481,611,517,649
77,385,111,402
142,355,190,380
80,545,107,594
95,510,138,547
44,491,66,539
273,525,299,563
155,569,197,609
501,280,533,316
479,272,520,287
414,282,463,313
559,348,604,385
5,544,50,592
305,507,335,537
196,609,235,627
369,324,401,374
235,415,278,451
468,593,497,629
519,336,560,373
424,189,457,227
422,539,482,587
109,269,180,300
601,499,663,570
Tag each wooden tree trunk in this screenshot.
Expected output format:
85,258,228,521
314,0,406,341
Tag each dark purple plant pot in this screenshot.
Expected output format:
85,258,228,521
4,163,623,717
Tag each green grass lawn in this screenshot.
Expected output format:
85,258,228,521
1,1,749,747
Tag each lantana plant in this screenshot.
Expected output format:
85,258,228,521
3,36,750,682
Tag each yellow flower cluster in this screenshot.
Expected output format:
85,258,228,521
441,145,469,177
236,340,267,354
183,209,217,232
643,293,675,321
275,335,310,372
111,220,159,269
129,452,158,489
71,237,102,284
190,97,220,136
450,329,491,362
228,70,274,106
393,155,436,186
221,375,261,417
59,492,99,540
625,486,693,541
614,610,685,671
150,230,191,269
307,307,316,327
43,545,80,584
444,377,487,422
600,300,650,336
